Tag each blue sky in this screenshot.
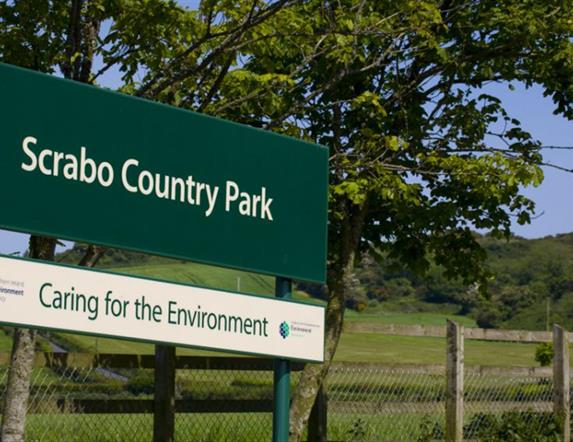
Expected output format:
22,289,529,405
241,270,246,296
0,19,572,254
484,82,573,238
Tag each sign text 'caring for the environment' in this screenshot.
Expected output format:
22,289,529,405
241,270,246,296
0,255,325,362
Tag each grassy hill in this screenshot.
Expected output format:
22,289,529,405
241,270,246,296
346,232,573,331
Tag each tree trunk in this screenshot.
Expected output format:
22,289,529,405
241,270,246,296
1,236,56,442
1,3,100,438
288,276,347,441
77,244,106,268
289,200,368,442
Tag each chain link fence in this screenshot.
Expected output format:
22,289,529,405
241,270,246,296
326,364,445,441
0,360,302,442
175,367,296,441
0,365,149,442
0,355,567,441
463,368,556,441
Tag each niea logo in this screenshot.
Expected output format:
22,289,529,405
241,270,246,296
279,321,290,339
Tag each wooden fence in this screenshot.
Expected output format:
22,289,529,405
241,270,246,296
444,322,570,442
344,322,566,343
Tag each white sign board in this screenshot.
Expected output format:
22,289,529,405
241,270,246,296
0,256,325,362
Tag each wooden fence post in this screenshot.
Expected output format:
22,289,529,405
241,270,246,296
446,320,464,442
154,344,176,442
553,324,570,442
308,382,327,442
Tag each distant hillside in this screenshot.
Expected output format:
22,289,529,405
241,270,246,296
479,233,573,330
348,233,573,331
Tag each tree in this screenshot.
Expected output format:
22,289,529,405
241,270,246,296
1,1,572,441
210,1,573,439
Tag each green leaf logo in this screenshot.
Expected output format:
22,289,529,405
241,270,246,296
279,321,290,339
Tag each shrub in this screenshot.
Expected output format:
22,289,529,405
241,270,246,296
419,411,561,441
466,411,561,441
417,415,444,442
475,305,501,328
125,370,155,396
535,342,553,367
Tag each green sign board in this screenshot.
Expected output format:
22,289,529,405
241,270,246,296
0,63,328,283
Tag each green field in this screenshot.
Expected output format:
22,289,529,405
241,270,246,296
113,262,286,299
0,329,11,352
335,333,546,366
105,262,532,365
23,412,434,442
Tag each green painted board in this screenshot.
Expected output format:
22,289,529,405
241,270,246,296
0,63,328,283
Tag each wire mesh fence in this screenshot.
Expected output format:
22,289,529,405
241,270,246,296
175,368,293,441
326,363,446,441
0,365,148,442
463,368,556,441
0,360,303,442
0,356,569,441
